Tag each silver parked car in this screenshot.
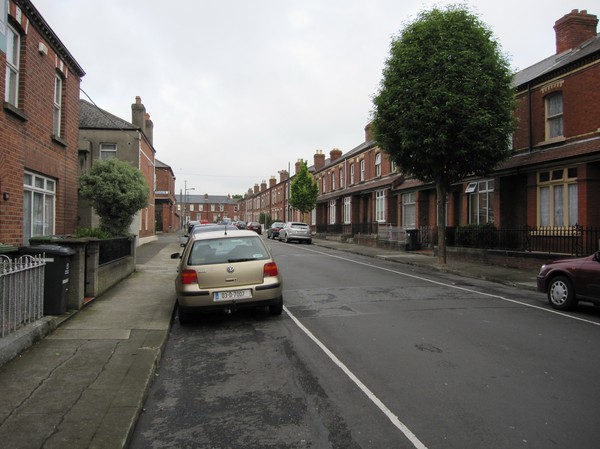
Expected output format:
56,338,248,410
279,222,312,244
172,229,284,324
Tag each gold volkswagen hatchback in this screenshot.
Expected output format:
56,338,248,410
172,229,283,324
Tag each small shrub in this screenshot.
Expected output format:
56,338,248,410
76,227,110,239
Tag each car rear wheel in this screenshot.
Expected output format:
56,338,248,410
269,297,283,316
548,275,577,310
178,304,193,325
284,234,289,243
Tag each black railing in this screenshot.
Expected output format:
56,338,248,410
437,225,599,256
317,223,600,256
98,237,133,265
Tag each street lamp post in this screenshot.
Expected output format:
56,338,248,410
184,180,195,225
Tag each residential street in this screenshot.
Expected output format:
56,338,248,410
129,237,600,449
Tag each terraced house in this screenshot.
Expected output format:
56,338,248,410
0,0,85,247
239,9,600,262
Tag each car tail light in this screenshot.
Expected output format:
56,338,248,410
263,262,278,277
180,269,198,285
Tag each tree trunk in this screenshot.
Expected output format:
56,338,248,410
436,182,447,264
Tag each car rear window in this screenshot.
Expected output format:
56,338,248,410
291,223,308,228
188,236,269,265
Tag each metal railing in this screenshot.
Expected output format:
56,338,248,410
98,237,133,265
396,225,600,256
319,223,600,256
1,254,46,337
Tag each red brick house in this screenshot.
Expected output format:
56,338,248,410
155,159,177,233
0,0,85,247
239,9,600,258
184,194,238,224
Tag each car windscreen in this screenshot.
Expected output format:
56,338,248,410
188,236,269,265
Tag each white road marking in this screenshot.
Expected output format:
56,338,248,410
282,244,600,448
284,305,429,449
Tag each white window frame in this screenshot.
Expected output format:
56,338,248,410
322,176,326,193
331,172,335,191
375,153,381,177
5,24,20,106
545,92,563,140
339,169,344,189
402,192,416,229
343,197,351,224
375,190,385,223
329,200,336,224
468,179,494,225
360,160,365,182
538,168,577,227
24,172,56,244
100,143,117,160
53,74,63,137
350,164,355,184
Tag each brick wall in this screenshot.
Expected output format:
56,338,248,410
1,1,83,246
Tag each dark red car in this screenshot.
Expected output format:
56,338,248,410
246,222,262,234
537,251,600,310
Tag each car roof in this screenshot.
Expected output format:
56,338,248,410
190,228,257,241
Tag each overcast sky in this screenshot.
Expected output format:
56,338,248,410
34,0,598,197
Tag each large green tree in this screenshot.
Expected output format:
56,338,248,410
290,161,319,222
372,5,515,263
79,159,149,237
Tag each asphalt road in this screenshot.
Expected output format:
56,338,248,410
129,237,600,449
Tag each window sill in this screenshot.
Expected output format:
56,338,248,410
52,135,67,147
537,136,566,147
3,102,29,121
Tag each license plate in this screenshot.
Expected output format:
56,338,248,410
214,289,252,301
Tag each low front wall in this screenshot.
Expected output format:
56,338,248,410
97,256,136,297
442,246,558,271
348,234,566,271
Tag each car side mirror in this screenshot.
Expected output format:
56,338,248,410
170,252,181,259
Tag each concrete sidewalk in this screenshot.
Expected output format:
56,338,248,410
0,232,543,449
0,233,181,449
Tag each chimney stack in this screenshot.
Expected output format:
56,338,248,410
131,96,146,135
554,9,598,54
279,170,289,183
365,122,374,142
261,180,267,191
145,113,154,146
330,148,342,162
269,176,276,188
313,151,325,171
295,159,304,174
254,184,259,194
